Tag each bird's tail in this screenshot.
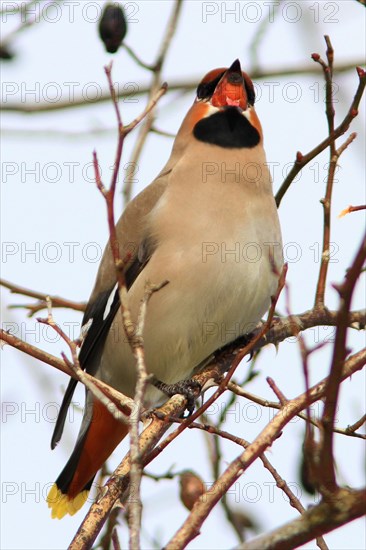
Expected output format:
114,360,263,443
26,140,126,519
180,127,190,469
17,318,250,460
47,398,129,519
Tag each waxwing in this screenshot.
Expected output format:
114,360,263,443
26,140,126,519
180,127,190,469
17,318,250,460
47,59,283,518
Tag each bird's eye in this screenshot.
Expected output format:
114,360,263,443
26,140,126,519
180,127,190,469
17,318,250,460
196,83,210,100
196,73,225,100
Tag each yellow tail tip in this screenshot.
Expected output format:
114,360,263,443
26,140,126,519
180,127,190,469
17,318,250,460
47,483,89,519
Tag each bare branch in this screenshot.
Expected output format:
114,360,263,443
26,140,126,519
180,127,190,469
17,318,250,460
123,85,168,135
319,235,366,492
0,0,61,48
0,278,86,316
68,394,187,550
164,349,365,549
90,63,168,548
37,307,131,424
239,488,365,550
346,414,366,434
2,300,364,548
123,0,183,204
122,43,154,71
2,306,363,380
248,0,283,69
2,61,363,114
339,204,366,217
0,328,135,415
128,280,168,550
275,66,366,207
229,383,366,440
313,36,336,307
181,418,329,548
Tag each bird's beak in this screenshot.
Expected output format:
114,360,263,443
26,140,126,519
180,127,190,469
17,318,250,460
211,59,247,111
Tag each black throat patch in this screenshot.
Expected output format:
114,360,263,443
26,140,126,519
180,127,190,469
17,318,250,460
193,107,260,149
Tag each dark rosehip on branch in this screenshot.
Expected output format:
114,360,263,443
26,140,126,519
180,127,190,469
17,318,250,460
179,470,205,511
0,44,15,61
98,3,127,54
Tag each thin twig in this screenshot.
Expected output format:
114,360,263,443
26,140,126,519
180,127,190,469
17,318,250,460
0,326,142,417
67,344,365,550
184,419,312,515
267,377,288,406
123,43,154,71
124,85,167,135
112,527,122,550
150,126,176,138
3,303,364,549
37,300,132,422
314,37,337,306
339,203,366,217
186,419,314,515
0,0,60,46
1,308,364,380
345,414,366,434
68,394,187,550
228,383,366,440
315,130,358,260
283,277,321,493
238,488,365,550
123,0,183,204
2,61,363,113
319,235,366,493
127,281,168,550
91,63,168,550
0,0,39,15
0,278,86,316
199,411,245,543
248,0,284,69
275,66,366,207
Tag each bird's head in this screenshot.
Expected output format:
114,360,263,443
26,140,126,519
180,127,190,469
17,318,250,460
196,59,255,111
176,59,262,151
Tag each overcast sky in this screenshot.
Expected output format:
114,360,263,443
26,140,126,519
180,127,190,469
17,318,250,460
1,1,365,549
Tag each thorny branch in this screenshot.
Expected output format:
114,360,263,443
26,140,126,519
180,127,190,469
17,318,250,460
1,300,365,548
67,344,365,550
169,416,329,548
163,348,366,549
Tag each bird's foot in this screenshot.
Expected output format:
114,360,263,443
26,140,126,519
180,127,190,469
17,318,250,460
151,377,202,417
